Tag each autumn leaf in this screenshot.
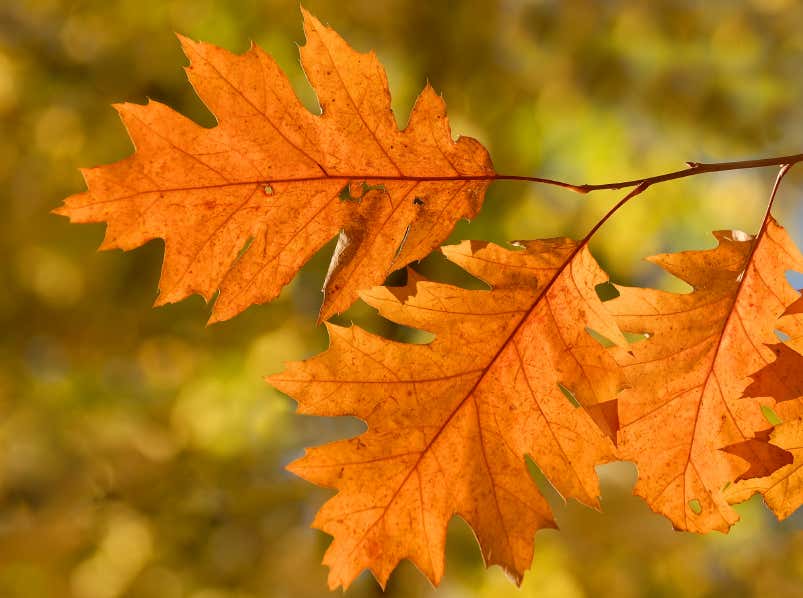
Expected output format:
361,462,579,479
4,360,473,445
268,238,626,589
606,216,803,533
54,8,494,322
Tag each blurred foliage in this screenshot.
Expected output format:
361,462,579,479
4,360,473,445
3,0,803,596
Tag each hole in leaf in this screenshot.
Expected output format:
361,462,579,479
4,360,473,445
624,331,651,344
413,197,425,206
587,327,651,348
775,329,791,342
761,405,783,426
785,271,803,289
263,184,274,195
364,182,386,194
586,327,614,348
557,383,580,408
688,499,702,515
338,181,387,202
235,236,254,261
339,183,358,202
595,281,620,301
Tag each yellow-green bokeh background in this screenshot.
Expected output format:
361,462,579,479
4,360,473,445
4,0,803,596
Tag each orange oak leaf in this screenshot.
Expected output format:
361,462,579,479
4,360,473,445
725,417,803,520
54,8,494,322
268,238,626,589
606,216,803,533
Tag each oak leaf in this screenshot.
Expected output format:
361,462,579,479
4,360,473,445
606,216,803,533
55,9,494,322
268,238,626,589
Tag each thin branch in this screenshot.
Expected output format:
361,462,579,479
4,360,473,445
488,173,584,191
494,152,803,194
182,153,803,198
